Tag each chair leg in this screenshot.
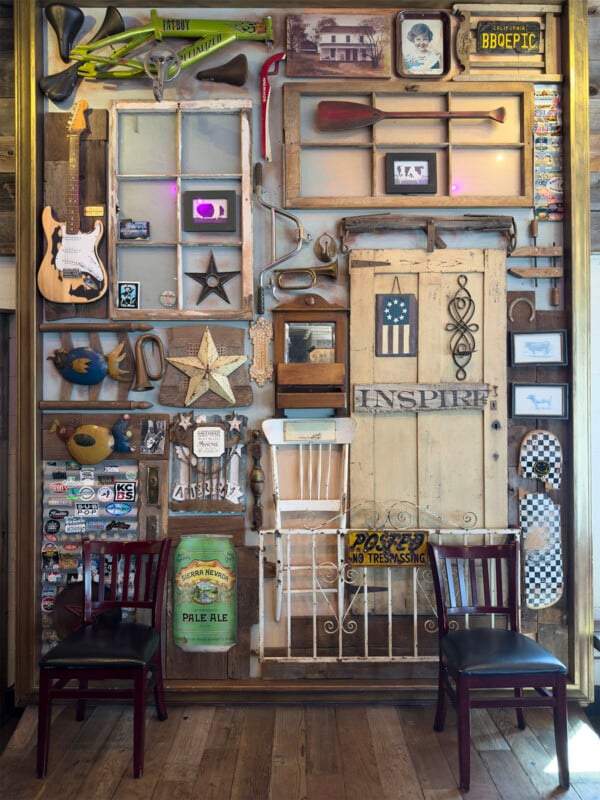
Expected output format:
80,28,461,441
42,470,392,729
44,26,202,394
153,661,168,722
514,687,526,729
37,669,52,778
553,678,570,789
456,677,471,792
433,661,448,731
133,670,147,778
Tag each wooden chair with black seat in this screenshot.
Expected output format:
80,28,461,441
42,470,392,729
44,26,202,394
37,537,172,779
427,538,569,793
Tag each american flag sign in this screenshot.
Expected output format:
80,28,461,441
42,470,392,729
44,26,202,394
375,294,417,357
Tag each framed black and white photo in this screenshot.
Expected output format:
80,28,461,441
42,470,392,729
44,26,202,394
510,330,568,366
385,153,437,194
396,10,451,78
511,383,569,419
182,190,237,232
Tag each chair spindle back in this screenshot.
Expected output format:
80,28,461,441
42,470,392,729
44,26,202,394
83,538,171,628
427,540,520,636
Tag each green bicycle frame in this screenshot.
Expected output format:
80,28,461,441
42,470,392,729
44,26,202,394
70,11,274,80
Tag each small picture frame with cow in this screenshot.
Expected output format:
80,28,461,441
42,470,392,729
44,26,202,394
511,383,569,420
510,330,568,366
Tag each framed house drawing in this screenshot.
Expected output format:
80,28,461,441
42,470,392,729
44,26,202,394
286,12,392,78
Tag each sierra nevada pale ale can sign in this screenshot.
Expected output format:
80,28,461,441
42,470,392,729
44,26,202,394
173,535,237,651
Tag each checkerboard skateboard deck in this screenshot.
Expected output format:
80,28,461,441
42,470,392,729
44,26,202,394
519,491,563,608
518,429,562,491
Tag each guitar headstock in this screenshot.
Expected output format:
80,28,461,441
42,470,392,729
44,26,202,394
68,100,90,136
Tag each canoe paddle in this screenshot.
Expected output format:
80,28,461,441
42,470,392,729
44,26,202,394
316,100,506,132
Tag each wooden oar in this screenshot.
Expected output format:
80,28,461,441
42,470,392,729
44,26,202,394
317,100,506,132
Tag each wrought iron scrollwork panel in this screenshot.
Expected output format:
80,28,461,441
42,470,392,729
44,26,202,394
446,274,478,381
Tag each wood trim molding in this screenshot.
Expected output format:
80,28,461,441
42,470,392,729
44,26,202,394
14,0,42,703
564,0,594,703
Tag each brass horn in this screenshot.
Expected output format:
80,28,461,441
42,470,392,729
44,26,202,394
195,54,248,87
132,334,165,392
273,259,338,291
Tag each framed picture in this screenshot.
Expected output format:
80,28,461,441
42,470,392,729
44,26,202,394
182,191,237,233
396,10,451,78
385,153,437,194
286,13,392,79
510,330,568,366
511,383,569,419
117,281,140,310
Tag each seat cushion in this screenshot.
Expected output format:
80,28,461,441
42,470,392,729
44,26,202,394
441,628,566,676
40,622,159,669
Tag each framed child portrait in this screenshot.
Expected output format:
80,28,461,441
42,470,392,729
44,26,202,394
396,9,451,79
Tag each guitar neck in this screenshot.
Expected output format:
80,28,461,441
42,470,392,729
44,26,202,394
66,131,81,235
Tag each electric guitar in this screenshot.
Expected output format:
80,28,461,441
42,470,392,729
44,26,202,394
38,100,107,303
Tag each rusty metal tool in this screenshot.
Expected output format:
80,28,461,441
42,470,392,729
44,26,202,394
254,162,311,314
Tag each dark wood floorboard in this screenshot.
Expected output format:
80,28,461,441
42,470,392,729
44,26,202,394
1,701,599,799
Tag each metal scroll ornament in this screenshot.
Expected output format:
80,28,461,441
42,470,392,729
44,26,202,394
446,274,478,381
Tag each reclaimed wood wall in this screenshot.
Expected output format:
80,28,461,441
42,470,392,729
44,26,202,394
592,1,600,250
0,0,14,257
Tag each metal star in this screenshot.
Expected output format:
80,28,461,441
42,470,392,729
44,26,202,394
176,412,194,431
185,251,239,305
166,327,248,406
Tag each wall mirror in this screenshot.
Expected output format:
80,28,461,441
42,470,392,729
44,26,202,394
285,321,336,364
272,295,349,415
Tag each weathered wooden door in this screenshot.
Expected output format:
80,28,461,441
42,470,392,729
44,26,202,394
349,248,508,530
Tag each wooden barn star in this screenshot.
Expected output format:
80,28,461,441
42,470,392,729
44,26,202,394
166,327,248,406
185,251,239,305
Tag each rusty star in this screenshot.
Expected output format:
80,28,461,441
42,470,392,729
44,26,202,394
185,251,239,305
166,327,247,406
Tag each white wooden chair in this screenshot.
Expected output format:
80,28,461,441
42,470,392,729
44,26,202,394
261,417,356,623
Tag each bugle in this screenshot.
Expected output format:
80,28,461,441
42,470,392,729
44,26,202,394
273,259,338,291
132,334,166,392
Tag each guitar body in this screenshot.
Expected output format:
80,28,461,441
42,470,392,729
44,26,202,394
38,205,107,303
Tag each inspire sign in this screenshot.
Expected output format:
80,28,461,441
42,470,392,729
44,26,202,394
354,383,491,414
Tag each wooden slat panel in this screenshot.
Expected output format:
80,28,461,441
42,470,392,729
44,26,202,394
229,706,275,800
350,248,507,632
151,706,214,799
78,709,135,798
3,702,600,798
113,710,183,799
397,706,460,793
269,706,307,800
194,706,246,799
305,706,345,799
366,705,425,800
336,706,386,799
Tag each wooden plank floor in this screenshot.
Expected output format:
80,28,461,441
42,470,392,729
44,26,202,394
1,701,600,799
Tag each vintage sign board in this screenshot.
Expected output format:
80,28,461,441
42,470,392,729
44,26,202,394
476,21,540,54
354,383,490,414
452,4,561,82
347,530,428,567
